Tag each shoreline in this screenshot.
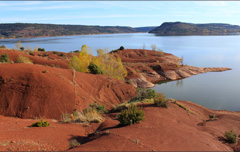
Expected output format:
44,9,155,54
0,32,145,40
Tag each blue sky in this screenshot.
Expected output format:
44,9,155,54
1,1,240,27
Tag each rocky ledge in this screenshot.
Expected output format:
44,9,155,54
113,49,231,88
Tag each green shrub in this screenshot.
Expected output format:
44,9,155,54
20,47,24,51
208,114,216,121
53,51,58,54
31,119,50,127
88,62,104,75
0,45,6,48
38,48,45,52
89,102,107,114
224,130,238,143
59,53,66,57
0,53,10,63
154,93,169,108
119,46,124,50
15,55,33,64
117,104,145,126
129,88,156,103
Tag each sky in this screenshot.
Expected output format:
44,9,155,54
1,1,240,27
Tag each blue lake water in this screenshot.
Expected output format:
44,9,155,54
1,33,240,111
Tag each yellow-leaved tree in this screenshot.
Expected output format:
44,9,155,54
69,44,92,73
69,46,127,80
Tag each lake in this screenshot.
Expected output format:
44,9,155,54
0,33,240,111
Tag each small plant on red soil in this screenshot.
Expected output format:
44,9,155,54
0,53,10,63
154,93,169,108
129,88,156,103
118,46,124,50
117,104,145,126
15,55,33,64
224,130,238,143
31,119,50,127
89,102,108,114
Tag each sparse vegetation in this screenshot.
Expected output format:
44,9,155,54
69,139,80,149
207,114,217,121
0,53,10,63
151,44,157,50
129,88,156,103
31,119,50,127
110,102,129,113
89,102,108,114
0,45,6,49
224,130,238,143
62,108,104,124
38,48,45,52
59,53,66,57
157,48,164,56
117,104,145,126
15,55,33,64
154,93,169,108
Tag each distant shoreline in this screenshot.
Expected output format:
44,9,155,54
0,32,145,40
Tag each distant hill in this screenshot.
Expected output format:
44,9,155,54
134,26,157,32
0,23,138,39
149,22,240,35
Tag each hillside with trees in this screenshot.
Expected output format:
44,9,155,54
0,23,138,39
149,22,240,35
134,26,157,32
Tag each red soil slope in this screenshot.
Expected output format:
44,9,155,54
70,101,240,151
0,63,135,119
1,101,238,151
0,49,70,69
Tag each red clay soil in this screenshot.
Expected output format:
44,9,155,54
0,115,100,151
1,101,239,151
113,49,231,88
69,101,240,151
0,63,135,119
0,49,70,69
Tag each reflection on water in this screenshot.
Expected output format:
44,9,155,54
0,33,240,111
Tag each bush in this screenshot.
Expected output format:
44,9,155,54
15,55,33,64
62,109,104,124
0,53,10,63
130,88,156,102
224,130,238,143
31,119,50,127
75,108,104,123
20,47,24,51
53,51,58,54
0,45,6,48
154,93,169,108
117,104,145,126
88,62,104,75
89,102,107,114
59,53,66,57
208,114,216,121
38,48,45,52
119,46,124,50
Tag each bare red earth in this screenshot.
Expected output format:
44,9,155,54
0,49,238,151
0,101,239,151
